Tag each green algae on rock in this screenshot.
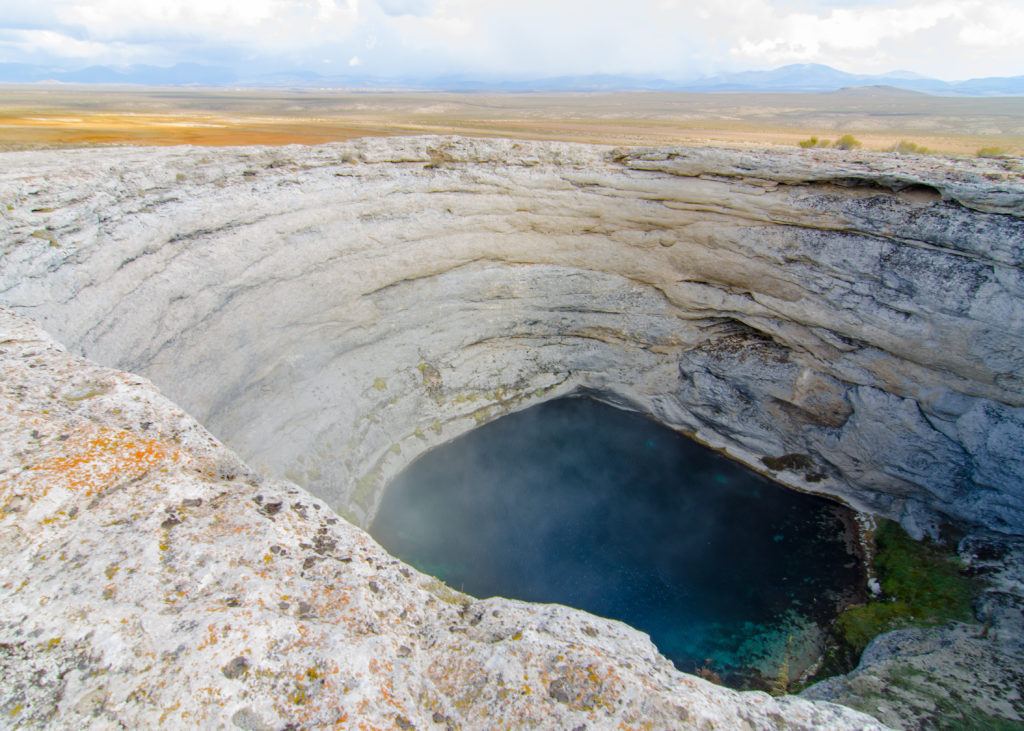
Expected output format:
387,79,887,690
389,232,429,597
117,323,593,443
836,521,977,655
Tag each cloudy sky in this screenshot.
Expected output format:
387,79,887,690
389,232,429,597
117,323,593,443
0,0,1021,80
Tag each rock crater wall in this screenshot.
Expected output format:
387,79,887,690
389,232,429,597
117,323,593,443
1,137,1022,537
2,136,1023,729
0,307,883,728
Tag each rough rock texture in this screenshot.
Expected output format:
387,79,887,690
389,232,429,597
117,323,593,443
0,137,1021,537
0,308,883,728
0,137,1022,727
803,535,1024,729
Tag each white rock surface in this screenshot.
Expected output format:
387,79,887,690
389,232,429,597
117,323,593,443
0,137,1021,535
0,307,883,728
0,136,1022,728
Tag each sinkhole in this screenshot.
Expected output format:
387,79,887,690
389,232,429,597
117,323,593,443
371,397,866,690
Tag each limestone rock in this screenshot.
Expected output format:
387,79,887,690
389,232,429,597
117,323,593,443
0,137,1020,534
2,136,1023,728
0,308,882,728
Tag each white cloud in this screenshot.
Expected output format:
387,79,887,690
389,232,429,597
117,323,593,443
720,0,1024,78
958,2,1024,47
0,28,156,63
349,55,362,66
730,1,964,61
0,0,1020,79
377,0,433,17
18,0,361,52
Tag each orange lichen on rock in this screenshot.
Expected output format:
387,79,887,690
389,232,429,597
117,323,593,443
29,426,178,498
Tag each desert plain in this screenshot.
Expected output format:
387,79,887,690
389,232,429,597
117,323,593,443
1,84,1022,154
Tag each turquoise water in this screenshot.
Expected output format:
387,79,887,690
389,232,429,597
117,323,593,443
371,397,862,688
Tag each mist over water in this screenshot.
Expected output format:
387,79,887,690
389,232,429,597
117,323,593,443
371,397,862,687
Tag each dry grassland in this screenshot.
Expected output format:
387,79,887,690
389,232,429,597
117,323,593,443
1,85,1021,155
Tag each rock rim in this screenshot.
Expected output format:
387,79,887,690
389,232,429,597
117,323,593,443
1,136,1023,728
1,136,1021,535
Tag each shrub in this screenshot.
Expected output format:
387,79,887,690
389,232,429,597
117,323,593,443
892,140,930,155
798,136,834,149
833,134,863,151
977,146,1010,158
799,135,863,150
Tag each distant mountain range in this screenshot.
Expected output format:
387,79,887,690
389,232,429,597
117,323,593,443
0,61,1021,96
676,64,1024,95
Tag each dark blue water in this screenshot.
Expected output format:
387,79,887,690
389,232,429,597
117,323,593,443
371,397,862,688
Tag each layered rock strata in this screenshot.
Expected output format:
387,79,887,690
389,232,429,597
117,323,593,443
0,137,1021,536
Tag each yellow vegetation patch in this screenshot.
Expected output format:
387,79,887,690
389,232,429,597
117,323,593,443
29,426,178,498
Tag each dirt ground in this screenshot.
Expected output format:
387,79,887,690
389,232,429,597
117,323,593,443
1,85,1021,155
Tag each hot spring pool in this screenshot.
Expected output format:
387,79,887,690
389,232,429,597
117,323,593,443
371,397,864,688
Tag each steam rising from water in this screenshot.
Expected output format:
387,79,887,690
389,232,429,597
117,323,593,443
372,397,862,687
